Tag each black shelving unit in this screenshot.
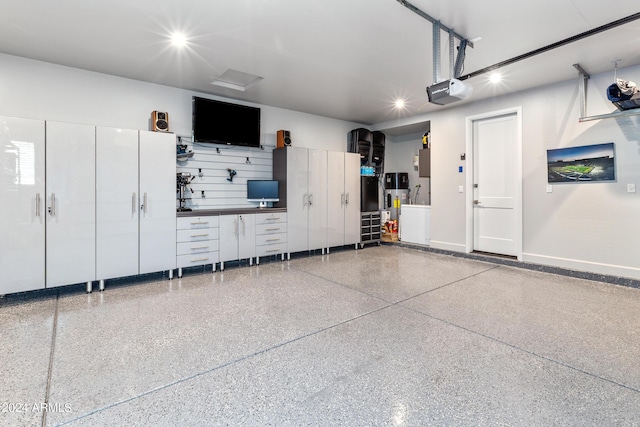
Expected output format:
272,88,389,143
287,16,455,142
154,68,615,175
360,211,381,247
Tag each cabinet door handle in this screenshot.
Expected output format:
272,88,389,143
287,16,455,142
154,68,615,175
234,218,238,236
341,193,345,205
345,193,350,205
309,193,313,206
48,193,55,216
240,216,246,235
132,192,136,214
303,193,308,207
35,193,40,217
141,192,147,213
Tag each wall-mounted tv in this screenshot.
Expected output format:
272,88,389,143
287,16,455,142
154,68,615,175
192,96,261,147
247,180,279,208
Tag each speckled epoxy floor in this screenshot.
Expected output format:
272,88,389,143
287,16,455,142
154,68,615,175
2,245,640,426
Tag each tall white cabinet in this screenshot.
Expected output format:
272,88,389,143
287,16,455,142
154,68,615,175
138,131,176,275
273,147,327,255
327,151,361,249
0,114,177,296
96,129,176,288
0,116,46,294
45,121,96,288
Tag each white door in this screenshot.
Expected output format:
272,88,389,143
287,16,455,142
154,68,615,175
219,215,239,262
286,147,309,253
472,112,520,257
0,116,46,294
326,151,345,247
237,214,256,260
343,153,361,246
96,127,139,280
45,121,96,287
307,149,327,250
139,131,176,274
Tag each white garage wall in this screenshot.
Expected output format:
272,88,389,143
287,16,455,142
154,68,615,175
0,53,360,152
380,64,640,279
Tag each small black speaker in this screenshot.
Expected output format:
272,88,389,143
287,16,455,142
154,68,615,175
152,111,170,132
277,130,291,148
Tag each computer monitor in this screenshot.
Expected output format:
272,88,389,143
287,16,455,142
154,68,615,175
247,180,279,208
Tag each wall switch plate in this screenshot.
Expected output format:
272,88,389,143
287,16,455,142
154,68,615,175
628,183,636,193
458,185,464,193
458,166,463,173
546,185,552,193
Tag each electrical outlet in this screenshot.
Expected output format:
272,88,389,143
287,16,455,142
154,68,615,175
458,185,464,193
628,183,636,193
546,185,552,193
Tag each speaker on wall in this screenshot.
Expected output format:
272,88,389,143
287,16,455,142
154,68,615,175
277,130,292,148
152,111,170,132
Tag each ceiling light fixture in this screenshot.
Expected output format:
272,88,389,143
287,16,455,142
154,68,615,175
170,32,188,47
394,99,406,109
489,72,502,83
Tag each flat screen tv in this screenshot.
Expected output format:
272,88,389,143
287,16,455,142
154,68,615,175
247,180,279,208
192,96,261,147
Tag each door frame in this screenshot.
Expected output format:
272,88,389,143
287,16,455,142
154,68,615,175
464,106,523,260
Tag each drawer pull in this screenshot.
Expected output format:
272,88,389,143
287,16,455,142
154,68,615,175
266,238,280,242
190,233,210,238
265,227,280,231
266,248,281,253
190,258,210,263
190,246,209,250
265,217,280,221
190,221,209,225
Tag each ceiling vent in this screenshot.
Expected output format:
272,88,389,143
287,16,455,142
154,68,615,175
211,69,263,91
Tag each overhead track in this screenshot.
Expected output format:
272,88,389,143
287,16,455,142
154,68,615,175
397,0,472,83
457,12,640,81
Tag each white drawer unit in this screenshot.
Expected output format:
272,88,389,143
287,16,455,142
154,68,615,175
255,212,287,264
176,215,220,277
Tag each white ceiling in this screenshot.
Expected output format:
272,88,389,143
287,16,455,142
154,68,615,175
1,0,639,126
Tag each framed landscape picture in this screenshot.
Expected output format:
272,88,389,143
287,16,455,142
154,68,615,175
547,142,615,183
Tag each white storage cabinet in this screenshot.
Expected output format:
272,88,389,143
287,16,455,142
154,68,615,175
219,214,256,270
255,212,287,264
176,215,219,277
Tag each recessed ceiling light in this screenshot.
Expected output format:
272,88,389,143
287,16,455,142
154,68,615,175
170,32,188,47
394,99,406,109
489,72,502,83
469,36,482,43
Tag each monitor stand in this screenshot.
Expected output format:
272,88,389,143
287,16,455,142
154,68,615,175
259,201,268,208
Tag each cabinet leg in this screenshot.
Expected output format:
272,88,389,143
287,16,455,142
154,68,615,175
99,279,105,291
256,257,260,265
178,267,183,278
249,258,253,267
221,262,224,271
287,253,291,261
86,281,92,293
168,269,174,280
212,263,216,273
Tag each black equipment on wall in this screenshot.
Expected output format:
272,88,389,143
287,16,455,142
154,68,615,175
371,131,385,174
276,130,292,148
348,128,385,176
152,111,170,132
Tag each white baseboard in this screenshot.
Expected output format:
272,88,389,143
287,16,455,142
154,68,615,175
522,252,640,280
429,240,466,253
